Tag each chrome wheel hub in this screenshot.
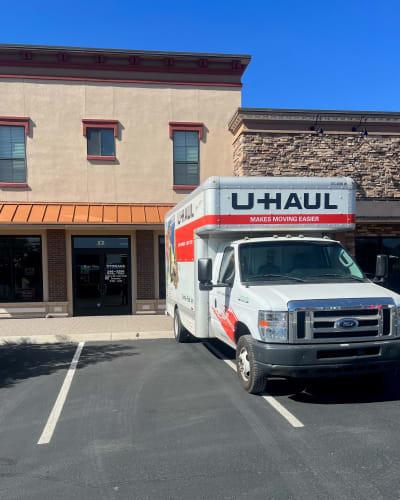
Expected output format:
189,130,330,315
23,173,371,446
238,347,250,381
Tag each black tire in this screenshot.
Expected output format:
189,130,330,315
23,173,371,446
173,308,192,343
236,335,267,394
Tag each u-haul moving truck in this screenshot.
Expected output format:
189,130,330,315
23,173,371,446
165,177,400,393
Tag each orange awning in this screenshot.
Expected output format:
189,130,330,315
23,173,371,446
0,202,174,225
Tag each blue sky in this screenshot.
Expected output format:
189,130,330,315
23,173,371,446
2,0,399,111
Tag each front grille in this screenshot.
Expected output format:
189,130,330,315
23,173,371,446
289,298,396,343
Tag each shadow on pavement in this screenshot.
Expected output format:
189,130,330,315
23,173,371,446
0,342,138,390
288,371,400,404
202,339,400,403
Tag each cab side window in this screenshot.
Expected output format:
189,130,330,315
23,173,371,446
219,247,235,283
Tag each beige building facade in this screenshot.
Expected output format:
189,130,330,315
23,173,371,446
0,44,250,317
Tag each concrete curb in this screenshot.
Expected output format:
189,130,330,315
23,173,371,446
0,330,174,345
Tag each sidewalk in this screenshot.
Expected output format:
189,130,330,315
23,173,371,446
0,314,174,344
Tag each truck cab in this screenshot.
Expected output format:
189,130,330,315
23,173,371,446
205,235,399,392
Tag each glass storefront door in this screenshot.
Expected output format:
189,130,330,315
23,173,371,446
72,236,131,316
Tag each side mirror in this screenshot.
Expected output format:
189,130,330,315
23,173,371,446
198,258,213,291
375,254,388,281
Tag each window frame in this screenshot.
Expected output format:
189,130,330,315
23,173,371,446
169,122,203,190
82,119,118,161
0,117,29,188
0,235,43,302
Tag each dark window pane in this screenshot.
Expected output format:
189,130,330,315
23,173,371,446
87,128,101,155
355,238,380,277
174,162,199,185
382,238,400,294
0,239,12,301
173,131,199,186
185,131,198,146
0,126,26,182
101,129,115,156
0,126,25,159
219,247,235,283
0,159,26,183
159,235,166,299
0,236,43,301
174,147,187,162
173,131,186,147
12,237,43,301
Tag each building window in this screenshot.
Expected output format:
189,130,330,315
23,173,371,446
82,119,118,160
0,125,27,184
0,236,43,302
87,128,115,157
173,131,200,187
169,122,203,189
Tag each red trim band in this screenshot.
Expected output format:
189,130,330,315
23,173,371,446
219,214,356,225
173,185,198,191
175,213,355,262
0,73,242,88
87,155,116,161
0,116,30,134
0,58,246,77
0,182,29,188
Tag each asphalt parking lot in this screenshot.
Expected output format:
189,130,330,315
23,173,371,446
1,339,400,500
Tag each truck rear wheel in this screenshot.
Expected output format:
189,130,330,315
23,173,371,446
236,335,267,394
174,309,192,343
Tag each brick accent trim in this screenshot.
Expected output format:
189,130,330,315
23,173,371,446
136,230,155,299
47,229,67,301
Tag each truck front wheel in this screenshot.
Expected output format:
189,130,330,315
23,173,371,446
236,335,267,394
174,309,192,343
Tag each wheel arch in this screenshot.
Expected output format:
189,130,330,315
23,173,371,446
234,321,251,344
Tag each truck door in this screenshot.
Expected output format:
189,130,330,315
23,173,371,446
210,246,237,345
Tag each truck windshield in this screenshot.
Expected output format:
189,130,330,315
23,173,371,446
239,241,367,284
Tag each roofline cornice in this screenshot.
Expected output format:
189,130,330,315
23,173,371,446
228,107,400,133
0,44,251,80
0,43,252,61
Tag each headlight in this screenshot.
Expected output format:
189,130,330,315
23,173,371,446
258,311,288,343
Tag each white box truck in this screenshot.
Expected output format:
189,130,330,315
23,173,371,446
165,176,400,393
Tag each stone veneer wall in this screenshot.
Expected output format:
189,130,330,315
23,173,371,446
233,133,400,199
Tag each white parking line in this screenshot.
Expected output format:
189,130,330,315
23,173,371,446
37,342,85,445
206,343,304,428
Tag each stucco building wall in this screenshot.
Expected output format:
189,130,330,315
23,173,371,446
0,80,241,203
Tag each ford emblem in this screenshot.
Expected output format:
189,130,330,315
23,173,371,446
335,318,359,329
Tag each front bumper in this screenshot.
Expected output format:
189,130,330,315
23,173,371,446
253,339,400,378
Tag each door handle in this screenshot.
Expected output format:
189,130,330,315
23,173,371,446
214,299,217,308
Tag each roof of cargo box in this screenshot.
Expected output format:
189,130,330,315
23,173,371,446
208,176,355,189
168,176,355,213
